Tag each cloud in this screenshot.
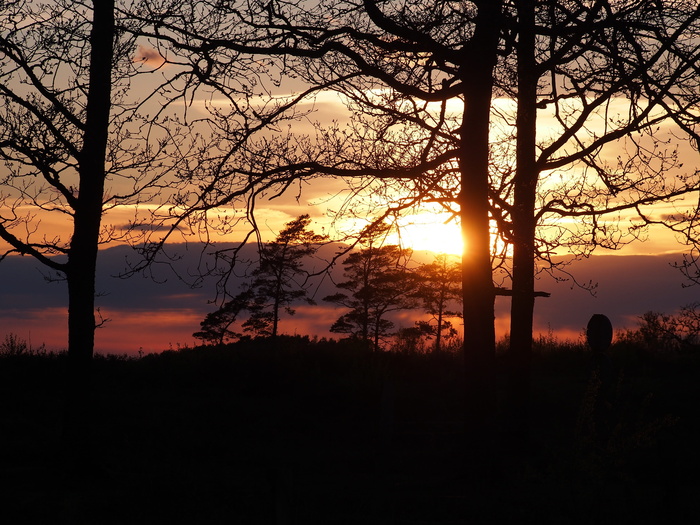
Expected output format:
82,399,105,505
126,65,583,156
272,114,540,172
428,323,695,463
530,252,697,338
2,243,697,354
114,223,181,233
134,45,166,68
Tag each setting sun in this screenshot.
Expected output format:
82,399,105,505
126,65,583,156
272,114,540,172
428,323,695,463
389,214,464,255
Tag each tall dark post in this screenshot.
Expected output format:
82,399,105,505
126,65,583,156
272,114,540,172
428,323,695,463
586,314,613,353
586,313,615,394
585,313,616,445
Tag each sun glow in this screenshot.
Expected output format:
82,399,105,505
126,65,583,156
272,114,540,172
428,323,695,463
389,214,464,255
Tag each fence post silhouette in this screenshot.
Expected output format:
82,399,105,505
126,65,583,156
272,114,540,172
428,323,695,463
586,314,613,353
583,313,616,447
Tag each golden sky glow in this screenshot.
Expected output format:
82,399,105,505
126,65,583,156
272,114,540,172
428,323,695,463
6,17,700,359
3,62,700,352
387,214,464,255
3,73,699,259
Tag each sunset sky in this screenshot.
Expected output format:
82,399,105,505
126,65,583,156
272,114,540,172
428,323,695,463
3,27,700,355
2,208,699,356
3,88,700,355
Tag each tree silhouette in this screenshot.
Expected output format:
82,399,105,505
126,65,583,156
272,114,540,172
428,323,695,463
500,0,700,447
324,224,418,351
243,214,328,338
195,215,327,341
634,305,700,353
124,1,505,439
413,254,462,353
193,290,253,345
220,1,700,464
0,0,136,473
0,1,315,474
29,0,700,476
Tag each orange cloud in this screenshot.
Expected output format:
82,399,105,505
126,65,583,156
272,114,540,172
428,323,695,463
134,45,166,68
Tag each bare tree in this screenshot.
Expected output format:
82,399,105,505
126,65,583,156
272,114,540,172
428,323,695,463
199,0,506,448
0,0,314,474
119,0,700,466
0,0,141,472
129,0,508,471
497,0,700,446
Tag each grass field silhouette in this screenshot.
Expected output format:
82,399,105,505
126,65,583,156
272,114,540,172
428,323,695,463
1,334,698,524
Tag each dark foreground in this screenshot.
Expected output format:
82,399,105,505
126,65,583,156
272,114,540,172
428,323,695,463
1,336,698,524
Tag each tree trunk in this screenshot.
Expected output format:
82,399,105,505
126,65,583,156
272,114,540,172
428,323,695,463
373,317,381,352
459,0,502,475
508,0,538,453
361,262,371,345
272,288,281,338
60,0,114,478
436,302,443,353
